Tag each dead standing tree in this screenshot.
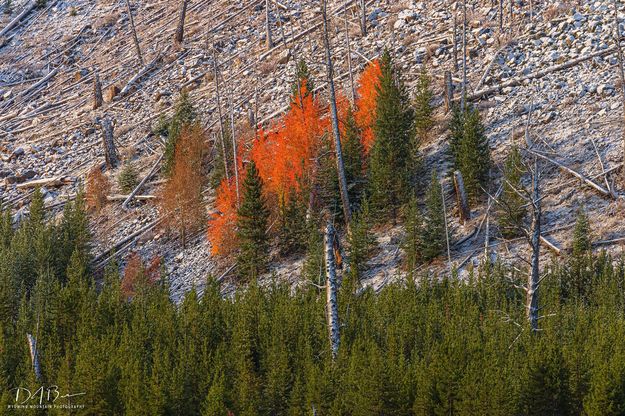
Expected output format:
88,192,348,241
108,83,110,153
324,221,340,359
93,69,103,110
96,117,119,170
360,0,367,36
125,0,144,65
321,0,352,226
174,0,189,44
612,0,625,186
265,0,273,49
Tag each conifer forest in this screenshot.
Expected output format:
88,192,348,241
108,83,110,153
2,0,625,414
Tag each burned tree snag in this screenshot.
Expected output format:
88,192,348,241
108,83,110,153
527,158,541,332
461,0,468,109
452,2,459,73
27,334,41,381
174,0,189,44
97,117,119,170
321,0,352,226
453,170,470,224
498,0,503,31
444,70,454,111
213,50,229,182
93,70,103,110
345,6,356,104
324,221,340,359
125,0,144,65
360,0,367,36
612,0,625,185
229,93,240,206
265,0,273,49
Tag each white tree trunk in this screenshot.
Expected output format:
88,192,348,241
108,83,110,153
453,170,470,224
324,221,340,359
321,0,352,226
125,0,144,65
265,0,273,49
527,158,541,332
27,333,41,381
213,51,230,182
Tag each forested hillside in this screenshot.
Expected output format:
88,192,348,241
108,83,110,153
3,0,625,413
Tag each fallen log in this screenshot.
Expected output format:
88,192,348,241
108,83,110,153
540,235,561,255
462,42,625,102
523,148,613,198
15,176,75,189
117,47,168,99
0,1,36,37
121,153,163,210
107,194,156,201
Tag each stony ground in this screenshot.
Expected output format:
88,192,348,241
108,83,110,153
1,0,625,300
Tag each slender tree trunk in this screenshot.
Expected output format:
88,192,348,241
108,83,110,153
321,0,352,226
461,0,467,110
93,69,103,110
229,93,240,206
324,221,340,359
174,0,188,44
213,51,229,182
360,0,367,36
125,0,143,65
612,0,625,185
452,5,459,73
265,0,273,49
27,334,41,381
498,0,503,31
444,70,454,111
98,117,119,170
527,157,541,332
453,170,470,224
345,7,356,104
441,180,452,272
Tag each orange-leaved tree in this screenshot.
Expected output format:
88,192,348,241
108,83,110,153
207,176,239,256
354,59,382,153
159,123,206,248
86,166,111,213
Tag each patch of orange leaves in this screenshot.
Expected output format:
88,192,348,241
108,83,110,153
354,59,381,153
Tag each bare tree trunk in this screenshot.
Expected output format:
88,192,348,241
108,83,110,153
324,221,340,359
93,69,103,110
360,0,367,36
27,334,41,381
322,0,352,226
345,7,356,104
461,0,468,110
98,117,119,170
498,0,503,31
265,0,273,49
453,170,470,224
174,0,189,44
229,93,240,206
527,157,541,332
125,0,144,65
213,51,229,182
452,4,459,73
441,180,452,272
613,0,625,185
444,70,454,111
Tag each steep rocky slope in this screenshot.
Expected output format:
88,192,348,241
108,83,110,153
1,0,625,299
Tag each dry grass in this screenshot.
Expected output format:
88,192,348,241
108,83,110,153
544,3,572,21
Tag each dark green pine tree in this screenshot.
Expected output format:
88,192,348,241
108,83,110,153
291,59,315,107
572,206,591,258
117,161,139,194
564,206,593,303
343,107,366,207
278,192,307,256
413,66,434,144
421,170,446,262
163,90,197,175
449,104,491,200
302,222,324,285
368,49,416,221
237,161,270,280
347,198,374,282
403,195,423,275
497,145,526,239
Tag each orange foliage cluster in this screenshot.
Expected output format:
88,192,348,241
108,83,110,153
159,124,206,247
354,59,382,153
86,166,111,213
121,252,162,297
208,65,385,256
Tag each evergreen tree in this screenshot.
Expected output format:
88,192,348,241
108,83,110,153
403,195,423,274
572,206,591,258
117,161,139,194
421,170,446,261
564,207,594,303
368,49,416,220
163,90,197,175
347,199,374,282
291,59,314,107
302,222,324,285
448,104,491,200
414,66,434,143
278,192,307,256
237,161,270,280
343,107,366,207
497,145,526,239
